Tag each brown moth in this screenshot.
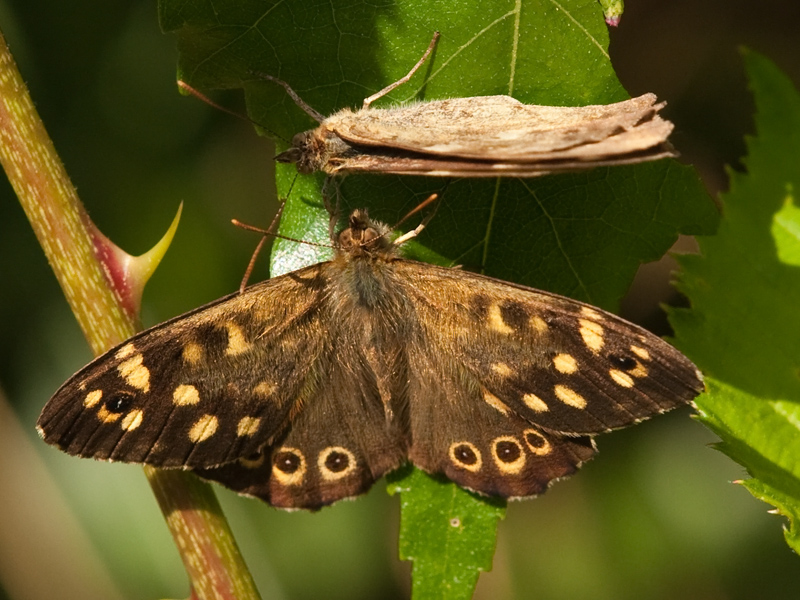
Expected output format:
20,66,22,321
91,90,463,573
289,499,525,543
38,208,703,510
268,33,676,177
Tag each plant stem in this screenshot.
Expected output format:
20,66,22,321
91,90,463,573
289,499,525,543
0,29,261,600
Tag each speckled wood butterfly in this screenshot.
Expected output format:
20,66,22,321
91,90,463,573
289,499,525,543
38,209,703,510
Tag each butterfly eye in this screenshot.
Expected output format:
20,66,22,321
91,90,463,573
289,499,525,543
608,354,637,371
104,392,135,413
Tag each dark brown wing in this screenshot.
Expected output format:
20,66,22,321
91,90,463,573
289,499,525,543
196,355,407,509
395,260,702,498
37,263,332,469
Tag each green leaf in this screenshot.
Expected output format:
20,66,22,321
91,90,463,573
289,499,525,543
772,193,800,266
161,0,718,594
693,379,800,552
670,49,800,553
386,466,506,600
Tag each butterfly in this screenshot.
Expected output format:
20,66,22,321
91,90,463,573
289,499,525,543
38,209,703,510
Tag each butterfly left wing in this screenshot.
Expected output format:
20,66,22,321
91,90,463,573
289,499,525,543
37,264,332,470
395,260,703,499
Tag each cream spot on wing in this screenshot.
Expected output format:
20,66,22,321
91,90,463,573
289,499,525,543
115,343,136,360
523,429,552,455
188,414,218,442
492,436,526,474
117,355,150,392
610,369,635,388
254,381,276,397
83,389,103,408
579,319,604,353
554,384,587,409
483,390,510,415
491,362,513,377
630,362,649,378
224,322,250,355
182,342,204,365
272,448,306,485
530,315,549,333
97,406,122,424
553,353,578,374
488,303,513,334
318,446,357,481
523,393,549,412
238,454,265,469
449,441,482,472
121,409,144,431
237,416,261,437
173,384,200,406
580,306,602,320
630,345,651,361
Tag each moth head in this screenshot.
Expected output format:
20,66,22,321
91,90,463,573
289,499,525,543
275,131,319,173
337,210,394,256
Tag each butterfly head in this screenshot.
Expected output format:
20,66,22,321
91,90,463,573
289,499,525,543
336,209,395,258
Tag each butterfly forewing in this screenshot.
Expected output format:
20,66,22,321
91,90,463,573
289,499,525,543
38,263,331,469
39,209,703,510
396,262,702,434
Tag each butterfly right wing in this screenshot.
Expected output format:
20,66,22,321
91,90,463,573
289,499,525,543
396,260,702,499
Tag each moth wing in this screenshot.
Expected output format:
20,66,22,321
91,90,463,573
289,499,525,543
330,94,672,161
37,263,332,470
396,261,702,498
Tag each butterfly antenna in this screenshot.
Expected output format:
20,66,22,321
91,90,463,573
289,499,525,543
177,80,289,144
392,192,441,246
235,176,303,292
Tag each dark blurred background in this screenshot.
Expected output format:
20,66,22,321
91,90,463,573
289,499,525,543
1,1,798,599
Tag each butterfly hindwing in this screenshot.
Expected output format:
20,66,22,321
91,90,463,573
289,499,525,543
197,357,407,509
406,350,597,498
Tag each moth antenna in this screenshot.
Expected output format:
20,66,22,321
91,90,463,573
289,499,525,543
177,80,289,143
252,73,326,124
362,31,440,109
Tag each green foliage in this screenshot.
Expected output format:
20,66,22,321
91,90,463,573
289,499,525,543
160,0,717,595
671,49,800,553
387,467,505,600
772,195,800,266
